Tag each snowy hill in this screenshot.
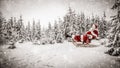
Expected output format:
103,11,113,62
0,40,120,68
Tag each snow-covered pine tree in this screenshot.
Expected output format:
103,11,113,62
20,20,26,41
41,22,54,44
105,0,120,56
40,27,48,45
17,15,24,40
11,17,18,42
8,17,18,42
56,30,64,43
0,12,4,44
2,17,17,47
47,22,52,38
58,18,66,41
43,22,53,44
0,16,15,44
7,17,14,41
32,19,36,41
109,0,120,47
48,22,52,30
55,19,64,43
1,19,7,40
85,17,91,31
76,15,82,34
2,19,9,41
98,12,107,38
80,12,86,34
91,13,95,24
26,21,32,41
35,20,41,40
12,16,23,42
54,20,58,40
0,12,2,37
63,7,76,39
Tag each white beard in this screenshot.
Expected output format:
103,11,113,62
89,28,94,31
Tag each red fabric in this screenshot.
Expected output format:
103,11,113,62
94,24,98,29
86,31,91,35
73,34,90,44
86,31,93,39
95,24,97,29
92,30,98,39
93,30,98,36
74,35,81,42
86,29,98,39
83,34,90,44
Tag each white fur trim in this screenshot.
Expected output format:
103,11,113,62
81,35,83,42
87,34,93,39
89,28,93,31
92,24,96,30
91,31,97,38
72,35,75,39
95,29,98,31
89,24,98,31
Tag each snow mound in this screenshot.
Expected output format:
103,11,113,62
0,40,120,68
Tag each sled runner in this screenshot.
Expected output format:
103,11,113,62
72,38,90,47
72,40,97,47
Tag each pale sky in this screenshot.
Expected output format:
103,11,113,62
0,0,115,28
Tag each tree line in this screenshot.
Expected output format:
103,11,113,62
0,7,109,45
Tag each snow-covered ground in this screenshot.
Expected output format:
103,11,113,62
0,39,120,68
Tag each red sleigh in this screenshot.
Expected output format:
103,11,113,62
72,24,99,47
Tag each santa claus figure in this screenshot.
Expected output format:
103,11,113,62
86,23,99,40
72,23,99,45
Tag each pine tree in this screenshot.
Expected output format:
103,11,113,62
80,12,86,34
45,22,51,38
91,13,95,23
76,15,82,34
0,12,3,37
0,12,4,44
56,30,64,43
36,20,41,40
58,18,65,39
26,21,31,41
63,7,77,39
54,19,64,43
109,0,120,47
32,19,36,40
17,15,24,40
43,22,55,44
105,0,120,55
99,11,107,38
48,22,52,30
54,20,58,40
7,17,14,41
85,17,91,31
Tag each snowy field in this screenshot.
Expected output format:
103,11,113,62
0,39,120,68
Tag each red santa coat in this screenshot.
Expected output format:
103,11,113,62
86,29,99,39
85,23,99,39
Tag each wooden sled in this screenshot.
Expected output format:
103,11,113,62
72,41,89,47
72,39,86,47
72,39,97,47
